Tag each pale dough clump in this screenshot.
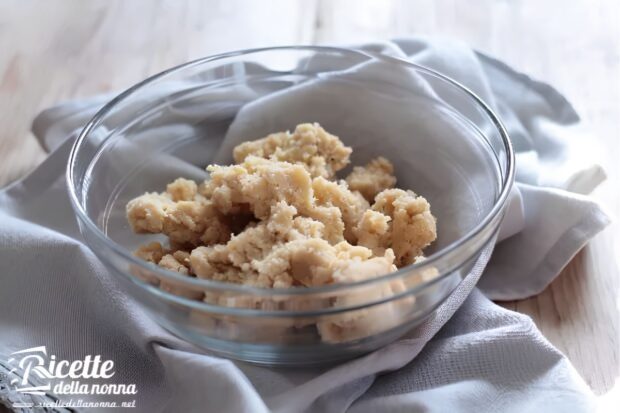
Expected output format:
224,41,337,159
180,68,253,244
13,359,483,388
126,123,437,343
371,189,436,266
233,123,352,179
316,249,413,343
127,178,231,247
345,156,397,202
312,176,369,243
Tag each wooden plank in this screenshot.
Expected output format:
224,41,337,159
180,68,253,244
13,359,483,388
0,0,317,185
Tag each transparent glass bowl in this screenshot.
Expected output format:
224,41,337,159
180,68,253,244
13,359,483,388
67,46,514,365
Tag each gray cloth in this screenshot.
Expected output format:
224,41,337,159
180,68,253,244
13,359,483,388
0,38,610,412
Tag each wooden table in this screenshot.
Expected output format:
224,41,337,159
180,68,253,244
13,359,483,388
1,0,618,402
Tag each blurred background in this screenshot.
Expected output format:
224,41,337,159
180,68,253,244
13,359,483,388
0,0,618,403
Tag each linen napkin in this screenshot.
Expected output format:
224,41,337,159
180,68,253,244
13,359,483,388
0,37,610,413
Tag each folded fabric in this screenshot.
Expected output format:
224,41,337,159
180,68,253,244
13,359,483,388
0,37,610,412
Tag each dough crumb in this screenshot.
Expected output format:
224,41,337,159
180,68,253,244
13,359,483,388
233,123,352,179
312,177,369,243
372,189,437,266
203,156,315,219
346,156,397,202
134,241,166,264
167,178,198,202
127,192,173,233
316,249,415,343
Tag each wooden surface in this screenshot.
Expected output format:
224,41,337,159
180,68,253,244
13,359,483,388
1,0,618,401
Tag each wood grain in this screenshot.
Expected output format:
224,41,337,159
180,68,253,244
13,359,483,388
0,0,618,399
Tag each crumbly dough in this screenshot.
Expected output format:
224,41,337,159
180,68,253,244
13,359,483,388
134,241,166,264
370,189,437,266
345,156,397,202
233,123,352,179
127,123,437,343
126,192,174,233
312,177,370,243
126,181,231,247
316,249,414,343
159,252,205,300
203,156,347,244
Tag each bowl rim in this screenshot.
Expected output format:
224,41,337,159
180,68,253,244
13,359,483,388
66,45,515,297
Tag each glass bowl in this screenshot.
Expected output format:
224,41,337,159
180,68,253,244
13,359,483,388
67,46,514,365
